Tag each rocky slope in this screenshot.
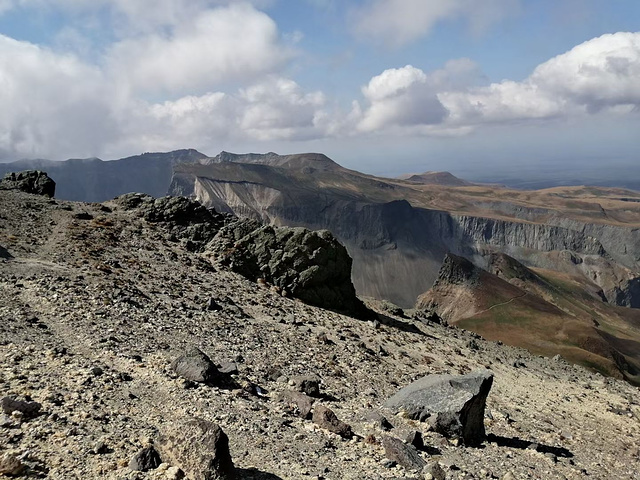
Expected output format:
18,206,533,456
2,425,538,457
416,253,640,386
2,186,640,479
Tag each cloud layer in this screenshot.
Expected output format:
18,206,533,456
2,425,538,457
352,0,520,47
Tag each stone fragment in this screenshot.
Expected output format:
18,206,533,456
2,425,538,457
381,436,425,472
277,390,315,419
385,370,493,445
364,411,393,431
157,418,236,480
312,405,353,438
129,446,162,471
1,396,42,418
291,375,321,397
424,462,446,480
171,348,221,385
405,431,424,450
0,452,24,476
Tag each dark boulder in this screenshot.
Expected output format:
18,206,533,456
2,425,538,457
171,348,222,385
1,396,42,418
385,370,493,445
0,170,55,197
115,193,228,251
129,446,162,471
211,224,371,319
157,418,236,480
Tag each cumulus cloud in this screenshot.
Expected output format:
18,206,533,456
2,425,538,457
356,32,640,133
0,35,117,159
352,0,520,47
440,32,640,125
356,59,480,132
107,3,292,96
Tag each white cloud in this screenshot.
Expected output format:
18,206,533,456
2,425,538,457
355,32,640,134
357,60,479,132
106,3,292,96
0,35,117,159
440,32,640,125
352,0,520,47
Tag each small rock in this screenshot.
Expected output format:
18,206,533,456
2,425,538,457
278,390,315,419
312,405,353,438
171,348,221,385
0,452,24,476
364,411,393,431
405,431,424,450
423,462,446,480
291,375,321,397
166,466,185,479
381,436,426,472
204,298,222,311
1,396,42,418
129,446,162,472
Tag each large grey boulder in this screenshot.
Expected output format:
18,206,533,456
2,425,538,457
211,224,371,319
157,418,236,480
385,370,493,445
0,170,55,197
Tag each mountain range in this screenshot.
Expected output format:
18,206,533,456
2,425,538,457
3,150,640,384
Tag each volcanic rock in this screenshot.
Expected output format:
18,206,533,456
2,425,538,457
0,170,55,197
385,370,493,445
157,418,236,480
312,405,353,438
381,436,426,472
171,348,221,385
129,446,162,472
212,224,371,318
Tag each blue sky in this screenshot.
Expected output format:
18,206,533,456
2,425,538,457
0,0,638,179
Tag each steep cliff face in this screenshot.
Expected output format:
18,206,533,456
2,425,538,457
167,152,640,309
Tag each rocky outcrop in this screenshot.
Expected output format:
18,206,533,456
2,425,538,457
115,193,228,251
385,370,494,446
210,224,371,319
0,171,55,197
432,253,479,287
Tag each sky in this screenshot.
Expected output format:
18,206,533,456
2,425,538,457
0,0,638,178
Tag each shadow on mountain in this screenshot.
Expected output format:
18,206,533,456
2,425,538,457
236,468,284,479
486,434,573,458
0,245,12,259
377,313,435,338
